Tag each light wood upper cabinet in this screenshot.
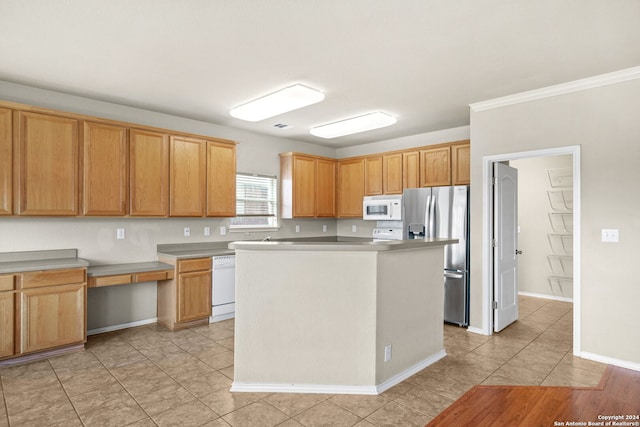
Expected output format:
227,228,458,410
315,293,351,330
364,155,383,196
420,145,451,187
292,155,316,217
18,268,86,355
81,121,128,216
206,141,236,217
403,151,420,189
316,158,336,217
170,136,206,217
280,153,336,218
129,129,169,216
451,141,470,185
0,108,11,216
15,112,79,215
337,158,365,218
383,153,403,195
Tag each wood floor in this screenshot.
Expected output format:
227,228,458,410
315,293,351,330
426,365,640,426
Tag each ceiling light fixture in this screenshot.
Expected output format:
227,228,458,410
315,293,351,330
229,84,325,122
310,112,397,139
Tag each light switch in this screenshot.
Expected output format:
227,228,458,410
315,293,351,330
601,229,619,243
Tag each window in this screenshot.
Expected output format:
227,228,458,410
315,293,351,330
230,173,278,229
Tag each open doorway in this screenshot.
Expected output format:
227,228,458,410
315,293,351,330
482,145,581,356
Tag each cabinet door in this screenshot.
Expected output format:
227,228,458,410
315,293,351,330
170,136,206,217
420,146,451,187
130,129,169,216
364,155,383,196
0,291,14,358
337,158,365,218
177,271,211,322
293,155,316,217
206,141,236,217
316,158,336,217
451,142,470,185
82,121,128,215
0,108,11,215
15,112,79,215
403,151,420,189
20,283,86,354
383,153,403,195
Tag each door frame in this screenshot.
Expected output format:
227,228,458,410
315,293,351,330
481,145,581,356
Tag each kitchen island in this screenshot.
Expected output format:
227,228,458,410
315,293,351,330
228,238,457,395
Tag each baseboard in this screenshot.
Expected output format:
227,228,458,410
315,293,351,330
0,343,84,367
230,382,379,395
467,326,489,335
87,317,158,336
580,351,640,372
375,349,447,394
518,291,573,303
230,350,447,395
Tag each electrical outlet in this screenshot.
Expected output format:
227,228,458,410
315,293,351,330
352,224,357,233
220,226,226,236
204,226,211,236
116,228,125,240
384,345,392,362
183,227,190,237
601,228,619,243
295,224,300,233
323,224,328,233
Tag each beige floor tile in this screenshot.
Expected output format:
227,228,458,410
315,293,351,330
378,379,415,400
199,389,265,416
178,370,233,397
118,365,177,397
541,364,603,387
393,387,455,418
200,418,233,426
294,400,361,427
409,371,475,401
276,419,304,427
217,337,235,351
199,349,235,370
557,353,607,375
489,361,549,385
3,380,70,417
219,365,235,380
8,400,83,427
125,418,159,427
152,400,219,427
59,366,119,397
265,392,330,417
222,401,289,427
329,393,392,418
365,401,431,427
133,382,197,416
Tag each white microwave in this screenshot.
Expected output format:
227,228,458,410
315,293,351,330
363,195,402,221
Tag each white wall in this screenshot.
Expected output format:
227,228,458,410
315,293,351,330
470,75,640,367
511,155,573,300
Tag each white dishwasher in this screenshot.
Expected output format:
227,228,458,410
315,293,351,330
210,255,235,323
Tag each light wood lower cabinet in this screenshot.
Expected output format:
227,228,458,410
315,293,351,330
20,282,86,354
0,280,15,358
157,257,212,330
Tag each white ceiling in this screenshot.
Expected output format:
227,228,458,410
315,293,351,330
1,1,639,148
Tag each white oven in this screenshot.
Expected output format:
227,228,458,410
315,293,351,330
363,195,402,221
210,255,235,323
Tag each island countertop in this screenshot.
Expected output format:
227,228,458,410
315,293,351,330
228,237,458,252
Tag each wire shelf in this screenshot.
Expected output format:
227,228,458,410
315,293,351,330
547,234,573,255
547,168,573,188
547,189,573,211
547,255,573,277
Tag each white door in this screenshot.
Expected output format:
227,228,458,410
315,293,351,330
493,162,519,332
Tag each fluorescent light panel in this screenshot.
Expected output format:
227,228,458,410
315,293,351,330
230,84,325,122
310,112,397,139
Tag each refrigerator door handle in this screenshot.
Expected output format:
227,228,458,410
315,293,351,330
444,272,464,279
428,194,436,238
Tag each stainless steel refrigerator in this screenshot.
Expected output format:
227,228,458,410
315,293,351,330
403,186,470,326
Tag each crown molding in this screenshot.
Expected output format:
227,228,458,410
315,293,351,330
470,65,640,112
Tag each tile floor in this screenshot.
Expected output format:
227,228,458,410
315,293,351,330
0,296,607,427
